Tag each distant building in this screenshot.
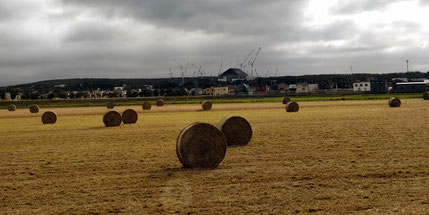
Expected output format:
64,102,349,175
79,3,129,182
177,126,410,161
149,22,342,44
395,82,428,93
204,87,214,95
308,84,319,92
218,68,248,82
255,84,270,94
392,78,408,82
191,88,203,96
213,87,229,96
370,80,389,94
289,84,297,93
5,93,11,101
335,83,352,89
296,83,309,93
353,82,371,92
204,87,229,96
277,83,289,93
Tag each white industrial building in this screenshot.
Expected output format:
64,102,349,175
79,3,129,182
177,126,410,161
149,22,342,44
353,82,371,92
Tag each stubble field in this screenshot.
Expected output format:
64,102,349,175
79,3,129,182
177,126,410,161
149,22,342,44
0,99,428,214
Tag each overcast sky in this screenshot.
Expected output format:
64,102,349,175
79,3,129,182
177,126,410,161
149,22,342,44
1,0,429,86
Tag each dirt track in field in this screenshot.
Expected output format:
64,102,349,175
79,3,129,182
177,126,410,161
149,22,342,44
0,99,428,214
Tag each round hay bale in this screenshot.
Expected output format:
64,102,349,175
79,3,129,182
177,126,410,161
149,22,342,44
388,97,401,107
29,104,40,113
122,109,138,124
202,101,212,111
282,97,291,104
217,116,252,146
142,101,151,110
106,102,115,109
423,92,429,100
156,99,164,107
8,104,16,112
285,101,299,112
176,123,227,169
103,111,122,127
42,111,57,124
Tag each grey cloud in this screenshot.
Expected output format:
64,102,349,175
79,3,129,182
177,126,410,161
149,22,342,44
1,0,429,86
64,22,118,43
0,4,10,21
420,0,429,6
329,0,406,14
62,0,307,36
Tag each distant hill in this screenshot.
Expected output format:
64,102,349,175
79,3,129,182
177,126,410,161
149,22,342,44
3,71,429,92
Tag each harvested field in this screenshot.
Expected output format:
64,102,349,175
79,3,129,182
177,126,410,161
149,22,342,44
0,99,429,214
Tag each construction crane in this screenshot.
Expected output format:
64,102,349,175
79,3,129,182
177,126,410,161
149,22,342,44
249,47,261,76
265,70,270,78
175,59,186,85
254,69,260,77
239,49,254,70
218,62,223,76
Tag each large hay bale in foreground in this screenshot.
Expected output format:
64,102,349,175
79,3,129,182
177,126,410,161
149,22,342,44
142,101,151,110
282,97,291,104
202,101,212,111
388,97,401,107
103,111,122,127
285,101,299,112
8,104,16,112
217,116,252,146
29,104,40,113
42,111,57,124
423,92,429,100
122,109,138,124
176,123,227,169
156,99,164,107
106,102,115,109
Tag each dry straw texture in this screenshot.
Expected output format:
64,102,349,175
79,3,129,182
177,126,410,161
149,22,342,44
282,97,291,104
42,111,57,124
142,101,151,110
8,104,16,112
103,111,122,127
122,109,138,124
423,92,429,100
29,104,40,113
285,101,299,112
106,102,115,109
156,99,164,107
388,97,401,107
217,116,252,146
176,122,227,168
202,101,212,111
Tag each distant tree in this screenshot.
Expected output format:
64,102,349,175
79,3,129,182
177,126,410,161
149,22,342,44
139,89,152,97
128,91,139,98
58,92,68,99
30,92,40,100
75,92,85,99
47,93,56,99
106,92,116,98
153,89,159,97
